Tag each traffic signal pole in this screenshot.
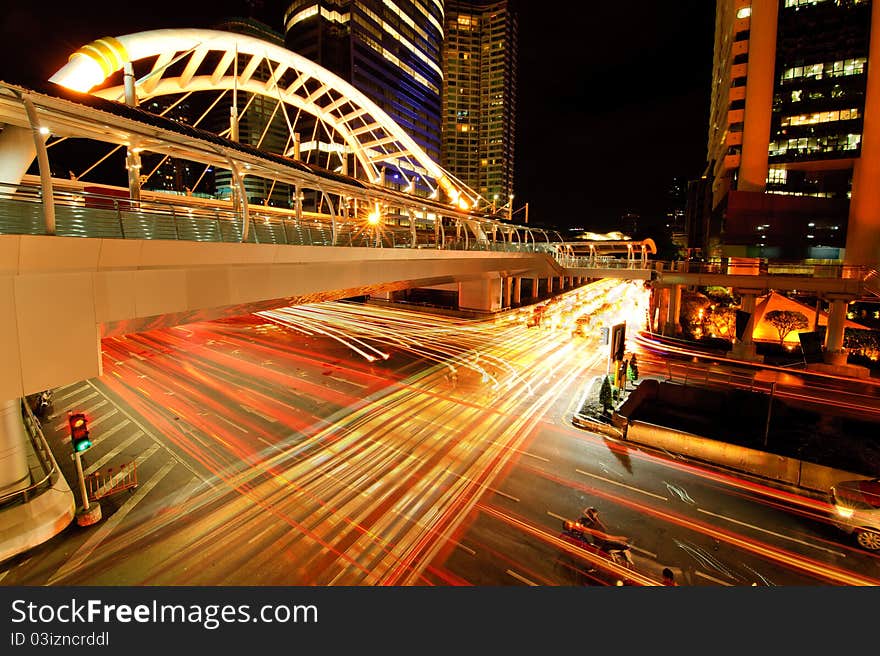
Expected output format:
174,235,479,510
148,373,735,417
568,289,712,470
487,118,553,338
68,411,101,526
74,450,90,513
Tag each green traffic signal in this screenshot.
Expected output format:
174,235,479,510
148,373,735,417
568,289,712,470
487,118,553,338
68,412,92,453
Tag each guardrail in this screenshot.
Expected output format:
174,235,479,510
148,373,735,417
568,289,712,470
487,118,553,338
0,400,63,511
0,181,568,254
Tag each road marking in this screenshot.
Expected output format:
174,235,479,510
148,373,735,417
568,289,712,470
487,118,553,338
491,489,520,503
165,476,203,509
493,442,549,462
696,570,733,586
84,431,145,476
507,569,538,586
81,399,109,417
258,437,283,452
89,417,132,444
241,404,278,423
214,414,249,433
85,381,212,487
329,566,348,586
631,545,657,558
54,384,90,403
329,376,368,389
47,460,177,584
457,543,476,556
247,524,277,546
547,510,568,522
575,469,668,501
696,508,846,557
88,408,119,429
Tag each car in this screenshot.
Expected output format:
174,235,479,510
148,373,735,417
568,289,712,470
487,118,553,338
829,477,880,551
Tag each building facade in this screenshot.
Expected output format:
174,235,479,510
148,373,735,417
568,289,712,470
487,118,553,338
442,0,517,209
698,0,880,265
283,0,445,168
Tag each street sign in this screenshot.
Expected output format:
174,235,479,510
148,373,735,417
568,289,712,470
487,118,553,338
611,322,626,362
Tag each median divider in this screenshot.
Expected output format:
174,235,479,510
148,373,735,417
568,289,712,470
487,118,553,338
573,377,870,494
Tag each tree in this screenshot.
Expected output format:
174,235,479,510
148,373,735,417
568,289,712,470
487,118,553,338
627,354,639,381
599,376,613,413
765,310,809,346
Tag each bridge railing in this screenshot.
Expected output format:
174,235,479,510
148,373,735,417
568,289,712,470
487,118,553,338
0,400,63,512
0,181,574,256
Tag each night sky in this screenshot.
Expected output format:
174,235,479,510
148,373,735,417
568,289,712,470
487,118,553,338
0,0,716,233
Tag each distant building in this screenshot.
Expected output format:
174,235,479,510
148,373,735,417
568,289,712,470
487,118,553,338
282,0,444,169
212,17,292,206
441,0,518,208
702,0,880,265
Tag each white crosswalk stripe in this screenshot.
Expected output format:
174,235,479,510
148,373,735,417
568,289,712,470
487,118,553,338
47,459,177,585
84,431,145,476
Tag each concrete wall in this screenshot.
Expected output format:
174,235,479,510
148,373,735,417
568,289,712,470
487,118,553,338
625,420,869,493
0,235,561,398
615,378,872,493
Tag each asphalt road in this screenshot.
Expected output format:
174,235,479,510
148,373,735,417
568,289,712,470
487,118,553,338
3,280,879,586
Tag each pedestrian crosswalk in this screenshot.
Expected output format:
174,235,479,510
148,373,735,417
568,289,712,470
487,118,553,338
25,379,213,584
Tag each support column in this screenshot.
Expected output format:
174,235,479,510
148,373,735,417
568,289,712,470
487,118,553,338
730,289,764,362
512,277,522,305
656,287,669,334
823,297,850,365
0,399,30,497
558,276,564,293
662,284,683,337
459,279,502,313
531,278,539,299
502,277,512,309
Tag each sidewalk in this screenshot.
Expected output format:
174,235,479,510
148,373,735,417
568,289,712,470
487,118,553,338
0,403,75,564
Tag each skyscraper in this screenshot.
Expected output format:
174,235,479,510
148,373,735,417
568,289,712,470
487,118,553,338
282,0,444,167
701,0,880,265
442,0,517,210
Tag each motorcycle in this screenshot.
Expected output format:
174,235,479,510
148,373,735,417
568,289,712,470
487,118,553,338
33,390,52,419
562,518,634,567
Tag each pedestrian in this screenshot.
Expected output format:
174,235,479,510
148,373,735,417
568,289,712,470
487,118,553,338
662,567,678,586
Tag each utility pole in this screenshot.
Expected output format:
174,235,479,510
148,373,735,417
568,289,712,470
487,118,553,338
763,382,776,448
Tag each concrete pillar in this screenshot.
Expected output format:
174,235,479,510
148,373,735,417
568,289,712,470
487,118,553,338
845,0,880,265
459,279,502,313
730,289,764,362
0,399,30,497
502,277,512,309
662,284,683,336
531,278,539,299
656,287,670,334
558,276,564,292
823,297,850,364
739,292,758,346
512,277,522,305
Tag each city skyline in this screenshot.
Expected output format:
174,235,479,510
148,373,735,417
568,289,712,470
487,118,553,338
0,0,714,230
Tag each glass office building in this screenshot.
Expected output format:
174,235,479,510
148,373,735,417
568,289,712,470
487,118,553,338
699,0,879,264
442,0,517,208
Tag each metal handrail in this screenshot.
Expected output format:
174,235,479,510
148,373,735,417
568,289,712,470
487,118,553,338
0,400,62,509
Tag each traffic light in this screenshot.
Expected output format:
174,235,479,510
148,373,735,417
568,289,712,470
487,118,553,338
68,412,92,453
